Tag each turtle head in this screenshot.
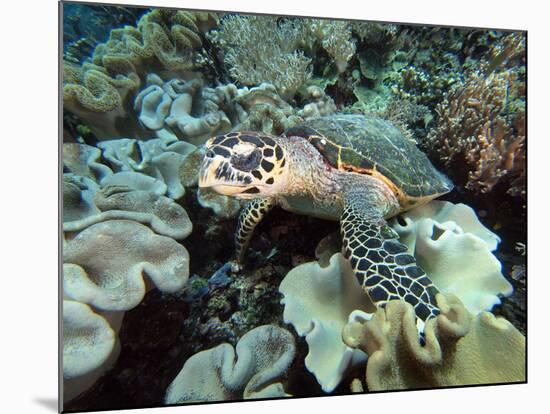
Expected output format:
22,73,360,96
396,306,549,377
199,132,289,200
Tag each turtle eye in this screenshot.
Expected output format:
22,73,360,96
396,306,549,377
231,148,262,172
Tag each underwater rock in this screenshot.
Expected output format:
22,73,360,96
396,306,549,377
165,325,295,403
64,220,190,311
181,275,209,303
342,294,525,390
208,262,232,288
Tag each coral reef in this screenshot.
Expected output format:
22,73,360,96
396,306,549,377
390,201,513,313
63,8,219,139
299,19,356,74
133,74,244,144
63,3,147,64
208,15,312,100
165,325,295,403
279,254,372,392
61,6,527,409
342,294,525,391
425,71,525,197
97,134,196,199
64,220,190,311
279,200,513,392
63,300,116,379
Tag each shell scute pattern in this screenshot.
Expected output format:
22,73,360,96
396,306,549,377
286,115,453,199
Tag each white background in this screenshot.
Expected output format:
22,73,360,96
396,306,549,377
1,0,546,413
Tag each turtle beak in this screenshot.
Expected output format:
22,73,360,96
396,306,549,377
199,152,253,194
198,153,219,188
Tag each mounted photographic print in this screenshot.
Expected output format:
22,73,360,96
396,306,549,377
61,1,527,412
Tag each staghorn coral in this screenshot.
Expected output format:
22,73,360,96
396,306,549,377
425,71,525,196
63,9,219,139
342,294,525,391
165,325,295,403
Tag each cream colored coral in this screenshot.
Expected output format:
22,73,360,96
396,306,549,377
98,135,196,200
279,253,374,392
165,325,295,403
390,200,512,313
279,200,515,392
342,295,525,390
63,300,116,379
64,185,192,240
197,187,244,219
64,220,189,311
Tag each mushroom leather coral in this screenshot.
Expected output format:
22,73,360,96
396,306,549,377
64,220,190,311
343,294,525,391
165,325,295,403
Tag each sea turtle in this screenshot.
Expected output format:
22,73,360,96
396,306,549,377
198,114,453,327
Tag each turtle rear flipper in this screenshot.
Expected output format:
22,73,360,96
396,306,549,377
341,196,440,330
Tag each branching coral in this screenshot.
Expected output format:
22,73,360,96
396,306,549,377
425,70,525,196
165,325,295,403
342,294,525,391
299,19,356,73
208,15,311,100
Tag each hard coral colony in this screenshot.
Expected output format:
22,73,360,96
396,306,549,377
62,3,526,411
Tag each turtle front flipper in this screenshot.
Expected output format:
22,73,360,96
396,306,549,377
236,198,275,263
340,199,440,330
